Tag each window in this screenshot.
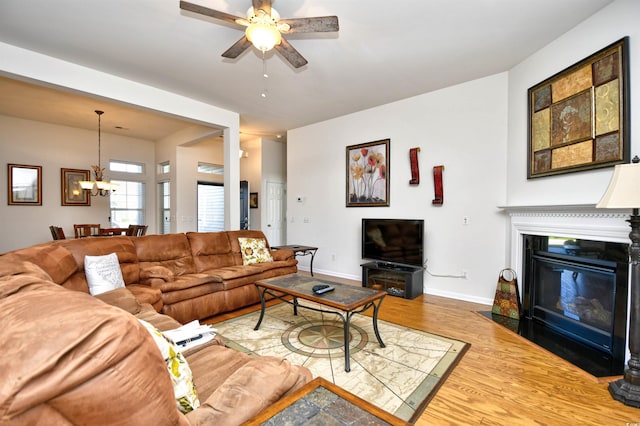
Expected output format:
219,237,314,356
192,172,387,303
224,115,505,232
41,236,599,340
111,161,144,174
109,160,145,228
197,182,224,232
159,161,170,174
198,162,224,175
110,180,145,227
160,181,170,234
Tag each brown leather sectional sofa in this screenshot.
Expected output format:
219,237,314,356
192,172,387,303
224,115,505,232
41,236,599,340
0,230,310,424
2,230,297,323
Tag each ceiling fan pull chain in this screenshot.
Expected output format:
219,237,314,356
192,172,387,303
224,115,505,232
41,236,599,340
261,52,268,98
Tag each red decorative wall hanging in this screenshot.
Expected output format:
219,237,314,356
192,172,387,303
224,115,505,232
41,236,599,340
409,147,420,185
432,165,444,205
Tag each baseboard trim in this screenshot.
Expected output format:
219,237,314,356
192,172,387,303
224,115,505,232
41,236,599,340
302,268,493,306
425,288,493,307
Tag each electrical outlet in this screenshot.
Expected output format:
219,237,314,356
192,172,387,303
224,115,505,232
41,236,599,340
462,270,468,279
331,253,336,261
462,216,470,225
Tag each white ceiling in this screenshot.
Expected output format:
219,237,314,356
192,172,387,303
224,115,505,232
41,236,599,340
0,0,614,142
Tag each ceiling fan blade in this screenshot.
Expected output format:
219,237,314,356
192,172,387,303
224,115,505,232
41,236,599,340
221,36,253,59
180,1,244,27
252,0,272,16
275,38,308,68
279,16,339,33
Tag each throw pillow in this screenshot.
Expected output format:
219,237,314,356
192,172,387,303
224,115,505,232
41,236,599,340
84,253,125,296
138,319,200,413
238,237,273,265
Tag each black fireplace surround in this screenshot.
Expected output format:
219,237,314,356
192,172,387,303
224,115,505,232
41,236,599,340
522,235,629,376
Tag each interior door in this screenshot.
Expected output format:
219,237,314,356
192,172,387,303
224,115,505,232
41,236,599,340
265,181,286,245
240,180,249,230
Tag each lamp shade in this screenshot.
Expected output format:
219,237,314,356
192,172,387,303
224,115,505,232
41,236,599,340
596,162,640,209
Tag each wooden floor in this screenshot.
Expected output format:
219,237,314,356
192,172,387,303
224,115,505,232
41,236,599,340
208,273,640,425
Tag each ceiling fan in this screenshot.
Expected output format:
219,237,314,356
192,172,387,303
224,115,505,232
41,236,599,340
179,0,339,68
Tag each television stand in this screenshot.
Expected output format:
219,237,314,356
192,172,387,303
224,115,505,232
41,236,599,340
361,261,423,299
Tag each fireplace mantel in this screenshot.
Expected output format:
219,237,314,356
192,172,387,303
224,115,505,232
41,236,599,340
502,204,631,286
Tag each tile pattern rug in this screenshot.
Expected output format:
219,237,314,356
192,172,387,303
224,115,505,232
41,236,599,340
213,302,469,423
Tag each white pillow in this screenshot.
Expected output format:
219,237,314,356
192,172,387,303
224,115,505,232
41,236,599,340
84,252,125,295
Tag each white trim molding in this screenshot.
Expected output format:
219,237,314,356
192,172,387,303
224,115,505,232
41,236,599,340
502,204,630,293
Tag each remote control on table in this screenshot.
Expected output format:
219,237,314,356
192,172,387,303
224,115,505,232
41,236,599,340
312,284,335,294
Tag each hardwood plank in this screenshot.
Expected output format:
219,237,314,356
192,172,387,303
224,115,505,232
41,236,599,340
205,273,638,424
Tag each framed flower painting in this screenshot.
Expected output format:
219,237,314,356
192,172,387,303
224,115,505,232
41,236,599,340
346,139,389,207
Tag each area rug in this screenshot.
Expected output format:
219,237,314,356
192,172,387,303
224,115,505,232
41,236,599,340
213,302,469,423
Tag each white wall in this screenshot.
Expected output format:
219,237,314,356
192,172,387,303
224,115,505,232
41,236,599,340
288,73,509,304
506,0,640,206
0,115,155,252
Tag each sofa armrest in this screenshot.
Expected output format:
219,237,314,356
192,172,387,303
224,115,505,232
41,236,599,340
127,284,164,312
139,265,175,282
271,249,294,262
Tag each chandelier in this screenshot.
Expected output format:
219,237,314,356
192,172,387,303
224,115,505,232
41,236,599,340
79,110,118,196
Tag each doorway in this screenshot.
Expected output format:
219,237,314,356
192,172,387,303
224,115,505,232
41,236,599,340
240,180,249,230
197,182,224,232
265,181,286,246
198,181,250,232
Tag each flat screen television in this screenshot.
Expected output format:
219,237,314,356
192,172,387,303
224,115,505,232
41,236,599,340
361,218,424,268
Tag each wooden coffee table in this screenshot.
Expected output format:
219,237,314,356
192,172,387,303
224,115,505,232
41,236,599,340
254,273,386,372
244,377,409,425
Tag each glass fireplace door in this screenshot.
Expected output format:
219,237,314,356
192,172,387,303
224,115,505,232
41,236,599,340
531,255,617,353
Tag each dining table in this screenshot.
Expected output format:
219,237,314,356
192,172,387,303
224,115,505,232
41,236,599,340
99,227,128,236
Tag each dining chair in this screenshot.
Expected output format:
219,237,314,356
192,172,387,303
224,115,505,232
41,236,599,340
74,224,101,238
126,225,148,237
49,225,66,240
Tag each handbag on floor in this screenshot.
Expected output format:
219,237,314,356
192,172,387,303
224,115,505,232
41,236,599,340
491,268,521,320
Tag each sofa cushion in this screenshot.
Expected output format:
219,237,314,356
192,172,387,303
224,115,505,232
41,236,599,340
134,234,197,276
0,259,52,281
238,237,273,265
140,265,175,281
94,287,142,315
1,242,78,284
185,346,312,425
138,319,200,414
85,252,126,295
160,280,226,306
187,232,237,272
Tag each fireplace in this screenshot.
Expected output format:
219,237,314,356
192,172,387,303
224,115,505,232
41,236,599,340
523,235,628,374
504,204,632,377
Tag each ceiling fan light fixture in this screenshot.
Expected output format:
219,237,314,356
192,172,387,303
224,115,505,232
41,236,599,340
245,6,282,52
246,23,281,52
